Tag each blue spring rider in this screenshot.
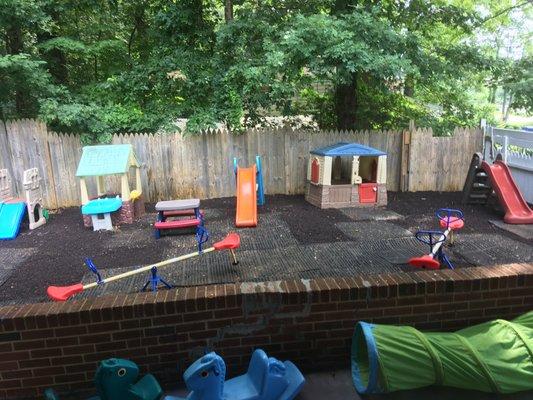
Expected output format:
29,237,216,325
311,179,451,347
44,358,163,400
409,208,464,270
165,349,305,400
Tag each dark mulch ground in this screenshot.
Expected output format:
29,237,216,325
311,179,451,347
0,192,531,305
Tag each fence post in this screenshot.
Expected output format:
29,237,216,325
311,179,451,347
503,134,509,163
43,134,59,210
400,120,415,192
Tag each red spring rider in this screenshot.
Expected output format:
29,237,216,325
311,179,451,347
409,208,464,270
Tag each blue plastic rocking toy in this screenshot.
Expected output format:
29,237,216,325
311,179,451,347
44,358,163,400
164,349,305,400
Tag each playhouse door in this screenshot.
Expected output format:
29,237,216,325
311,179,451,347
359,183,377,203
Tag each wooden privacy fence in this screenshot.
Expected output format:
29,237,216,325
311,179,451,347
0,119,483,209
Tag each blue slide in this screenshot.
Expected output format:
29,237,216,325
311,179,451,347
0,201,26,240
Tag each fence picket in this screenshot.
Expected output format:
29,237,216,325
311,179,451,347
0,120,483,207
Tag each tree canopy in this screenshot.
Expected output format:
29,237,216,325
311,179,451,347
1,0,531,142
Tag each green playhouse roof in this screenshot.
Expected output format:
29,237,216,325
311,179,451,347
76,144,139,177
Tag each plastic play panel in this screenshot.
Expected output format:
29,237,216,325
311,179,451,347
81,198,123,215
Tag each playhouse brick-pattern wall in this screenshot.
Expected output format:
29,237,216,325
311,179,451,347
305,182,387,208
0,263,531,400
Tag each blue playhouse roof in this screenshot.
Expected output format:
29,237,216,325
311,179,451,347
310,142,386,157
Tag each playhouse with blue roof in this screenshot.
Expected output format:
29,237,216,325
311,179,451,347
305,142,387,208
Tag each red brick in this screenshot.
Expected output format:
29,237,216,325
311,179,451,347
33,366,65,377
31,347,62,358
0,351,30,362
0,361,18,372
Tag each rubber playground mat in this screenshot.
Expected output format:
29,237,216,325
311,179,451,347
489,219,533,241
73,225,530,300
0,248,36,288
336,221,413,240
339,207,404,222
1,193,532,305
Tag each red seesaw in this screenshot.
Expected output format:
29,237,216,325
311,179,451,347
47,233,241,302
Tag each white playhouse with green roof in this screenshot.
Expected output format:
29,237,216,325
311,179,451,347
305,142,387,209
76,144,145,230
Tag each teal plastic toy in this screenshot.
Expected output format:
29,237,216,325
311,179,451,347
164,349,305,400
44,358,163,400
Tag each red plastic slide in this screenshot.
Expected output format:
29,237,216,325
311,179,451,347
235,165,258,227
481,160,533,224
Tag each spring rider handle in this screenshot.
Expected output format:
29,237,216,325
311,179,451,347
196,225,209,253
436,208,464,229
414,230,446,248
85,258,103,284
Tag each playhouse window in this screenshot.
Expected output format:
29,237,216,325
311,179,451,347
359,157,378,183
331,156,352,185
311,159,320,184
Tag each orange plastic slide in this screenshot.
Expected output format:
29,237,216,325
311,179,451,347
235,165,258,227
481,160,533,224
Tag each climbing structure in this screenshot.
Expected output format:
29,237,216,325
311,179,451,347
461,153,492,205
23,168,46,230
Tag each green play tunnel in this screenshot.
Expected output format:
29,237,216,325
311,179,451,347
351,312,533,394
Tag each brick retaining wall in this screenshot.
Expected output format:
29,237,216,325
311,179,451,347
1,263,532,399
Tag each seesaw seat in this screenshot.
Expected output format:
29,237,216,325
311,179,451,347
439,217,464,230
408,255,440,270
214,233,240,250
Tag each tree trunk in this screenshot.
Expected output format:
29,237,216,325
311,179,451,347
37,34,68,84
501,88,507,118
225,0,233,22
503,93,513,122
488,86,496,103
6,25,26,114
404,74,415,97
334,73,358,130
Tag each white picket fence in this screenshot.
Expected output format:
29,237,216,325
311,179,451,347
487,126,533,204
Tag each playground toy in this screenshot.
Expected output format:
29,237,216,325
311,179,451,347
234,155,265,227
408,208,464,270
82,197,123,231
0,201,26,240
463,153,533,224
351,311,533,394
44,358,163,400
167,349,305,400
0,168,46,240
0,168,12,201
154,199,205,240
76,144,145,230
22,168,46,230
305,142,387,209
47,233,240,301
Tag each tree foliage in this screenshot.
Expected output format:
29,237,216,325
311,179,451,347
0,0,531,141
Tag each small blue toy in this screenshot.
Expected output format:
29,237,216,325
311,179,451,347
165,349,305,400
44,358,163,400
